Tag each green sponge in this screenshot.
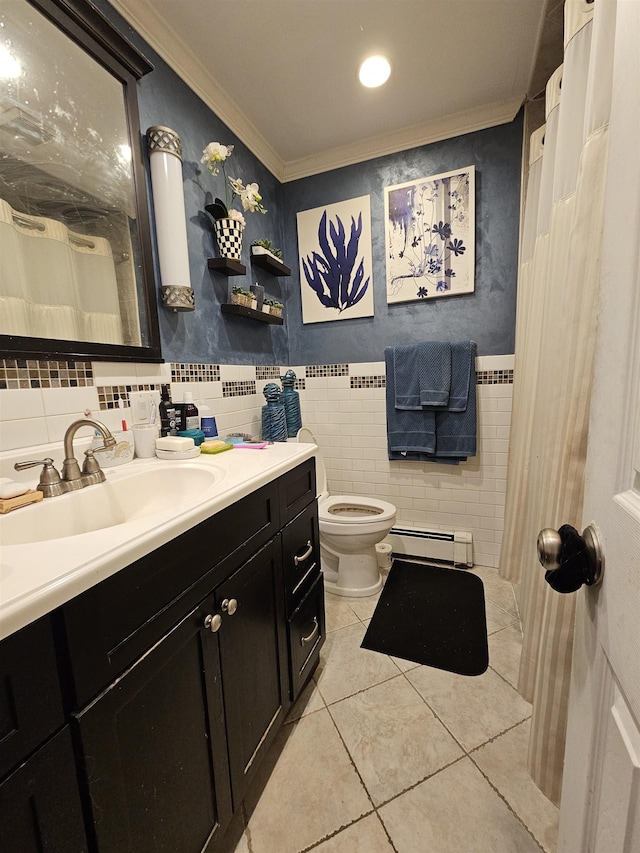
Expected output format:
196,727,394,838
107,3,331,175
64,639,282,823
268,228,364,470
200,440,233,454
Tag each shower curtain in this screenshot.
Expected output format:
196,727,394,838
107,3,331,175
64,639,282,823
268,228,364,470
499,0,616,804
0,199,123,344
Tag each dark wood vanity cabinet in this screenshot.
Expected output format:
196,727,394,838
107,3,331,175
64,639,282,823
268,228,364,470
0,459,324,852
0,616,87,851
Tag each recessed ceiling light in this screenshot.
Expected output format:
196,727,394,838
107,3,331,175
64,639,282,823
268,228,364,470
358,55,391,88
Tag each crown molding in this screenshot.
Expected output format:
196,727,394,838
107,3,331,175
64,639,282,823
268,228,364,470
111,1,522,183
281,99,524,182
108,0,285,179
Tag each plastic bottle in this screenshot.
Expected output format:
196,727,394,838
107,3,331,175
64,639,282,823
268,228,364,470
198,402,218,438
159,384,178,437
178,391,199,430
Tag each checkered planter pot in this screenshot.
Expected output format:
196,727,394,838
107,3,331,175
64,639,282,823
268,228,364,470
214,218,244,260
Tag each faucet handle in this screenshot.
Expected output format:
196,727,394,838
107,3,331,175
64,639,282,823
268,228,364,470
14,458,69,498
81,449,107,485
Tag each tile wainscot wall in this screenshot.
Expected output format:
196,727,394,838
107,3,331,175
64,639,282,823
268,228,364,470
0,354,512,569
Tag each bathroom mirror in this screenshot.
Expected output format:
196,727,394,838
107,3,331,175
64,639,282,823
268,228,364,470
0,0,161,361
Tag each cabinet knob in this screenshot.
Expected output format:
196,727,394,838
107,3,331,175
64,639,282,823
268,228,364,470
221,598,238,615
204,613,222,632
294,540,313,566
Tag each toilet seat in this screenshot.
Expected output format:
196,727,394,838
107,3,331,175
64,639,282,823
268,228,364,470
319,494,396,524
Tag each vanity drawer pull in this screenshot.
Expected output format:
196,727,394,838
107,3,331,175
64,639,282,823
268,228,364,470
294,541,313,566
300,617,319,647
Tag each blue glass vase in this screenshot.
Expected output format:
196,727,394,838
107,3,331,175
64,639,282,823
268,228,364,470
261,382,287,442
280,369,302,437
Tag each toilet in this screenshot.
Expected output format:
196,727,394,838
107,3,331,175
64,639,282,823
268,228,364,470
297,428,396,597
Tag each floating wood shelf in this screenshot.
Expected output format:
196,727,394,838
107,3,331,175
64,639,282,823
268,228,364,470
207,258,246,276
250,252,291,276
221,303,284,325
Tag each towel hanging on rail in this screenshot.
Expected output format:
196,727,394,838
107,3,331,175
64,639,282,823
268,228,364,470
385,341,477,464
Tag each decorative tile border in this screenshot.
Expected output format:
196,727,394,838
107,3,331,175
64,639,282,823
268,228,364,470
0,358,93,389
476,369,514,385
256,366,281,380
0,359,513,396
305,364,349,377
349,368,514,390
170,363,220,382
351,376,386,389
222,380,257,398
294,378,306,391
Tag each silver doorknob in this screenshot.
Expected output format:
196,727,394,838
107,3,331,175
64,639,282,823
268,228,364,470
537,528,563,571
537,522,604,591
221,598,238,615
204,613,222,632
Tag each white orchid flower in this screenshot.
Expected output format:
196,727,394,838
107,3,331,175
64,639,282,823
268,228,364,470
229,178,266,214
202,144,267,218
201,142,234,176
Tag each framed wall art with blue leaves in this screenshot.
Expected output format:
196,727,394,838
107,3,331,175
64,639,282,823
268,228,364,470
297,195,374,324
384,166,475,304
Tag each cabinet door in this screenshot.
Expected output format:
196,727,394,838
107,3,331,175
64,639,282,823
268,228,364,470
0,726,87,852
215,537,288,808
73,601,232,853
0,615,64,780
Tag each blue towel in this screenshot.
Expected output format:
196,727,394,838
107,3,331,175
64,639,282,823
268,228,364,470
385,348,436,453
386,341,476,464
393,342,451,409
430,341,477,457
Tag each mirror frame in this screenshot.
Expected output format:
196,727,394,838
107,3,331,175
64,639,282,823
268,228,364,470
0,0,162,362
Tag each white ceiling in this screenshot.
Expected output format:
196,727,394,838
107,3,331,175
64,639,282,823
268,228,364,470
111,0,551,181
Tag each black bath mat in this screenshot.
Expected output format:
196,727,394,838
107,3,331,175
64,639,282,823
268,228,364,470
361,560,488,676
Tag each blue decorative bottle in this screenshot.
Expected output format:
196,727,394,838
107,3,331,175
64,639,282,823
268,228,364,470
280,369,302,437
261,382,287,442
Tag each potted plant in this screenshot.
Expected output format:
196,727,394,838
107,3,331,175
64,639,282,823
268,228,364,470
231,285,253,308
251,239,283,264
201,142,267,261
262,297,274,314
271,300,284,319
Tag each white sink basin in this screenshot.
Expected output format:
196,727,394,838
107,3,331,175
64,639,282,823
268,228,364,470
1,463,223,545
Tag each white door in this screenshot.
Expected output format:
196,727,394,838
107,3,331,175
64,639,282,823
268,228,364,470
557,2,640,850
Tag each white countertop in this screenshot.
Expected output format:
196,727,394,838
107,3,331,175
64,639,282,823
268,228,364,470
0,442,317,641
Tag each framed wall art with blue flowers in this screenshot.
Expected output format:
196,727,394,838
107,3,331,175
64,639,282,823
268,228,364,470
297,195,374,324
384,166,475,304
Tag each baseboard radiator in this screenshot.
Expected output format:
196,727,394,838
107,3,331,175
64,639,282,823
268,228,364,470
387,526,473,568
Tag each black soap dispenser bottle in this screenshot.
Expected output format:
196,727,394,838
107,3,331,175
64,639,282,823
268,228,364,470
159,384,178,436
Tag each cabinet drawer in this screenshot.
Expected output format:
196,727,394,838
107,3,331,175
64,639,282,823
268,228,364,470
288,574,325,701
63,480,279,707
0,616,64,780
278,457,316,526
281,500,320,613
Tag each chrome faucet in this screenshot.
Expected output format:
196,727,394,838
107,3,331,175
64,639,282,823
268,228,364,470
15,418,116,497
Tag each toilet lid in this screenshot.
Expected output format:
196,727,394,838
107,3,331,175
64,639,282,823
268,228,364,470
320,494,396,524
297,427,327,494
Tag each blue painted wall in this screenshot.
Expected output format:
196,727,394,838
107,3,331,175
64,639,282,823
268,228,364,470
284,118,523,363
98,1,522,366
96,0,289,366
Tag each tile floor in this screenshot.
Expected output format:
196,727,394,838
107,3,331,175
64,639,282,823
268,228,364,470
231,564,559,853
